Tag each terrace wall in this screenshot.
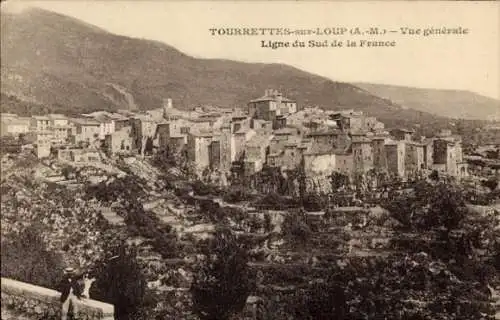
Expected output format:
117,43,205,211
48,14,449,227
1,278,114,320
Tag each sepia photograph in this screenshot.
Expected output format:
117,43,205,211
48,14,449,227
0,1,499,319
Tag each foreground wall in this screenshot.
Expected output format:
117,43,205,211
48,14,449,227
1,278,114,320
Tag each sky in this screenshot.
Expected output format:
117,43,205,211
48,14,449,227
2,1,500,100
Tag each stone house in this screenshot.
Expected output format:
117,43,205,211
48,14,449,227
351,134,374,174
232,127,256,162
248,89,297,121
57,147,101,163
70,118,101,145
365,117,385,132
231,114,251,133
209,139,221,170
187,130,219,174
251,119,273,133
30,115,51,132
390,128,415,141
422,138,435,169
156,119,193,152
104,126,134,156
243,133,273,175
432,135,466,177
385,140,406,178
372,135,388,171
303,144,337,176
330,110,365,133
405,141,425,177
0,115,30,136
35,132,52,158
131,116,159,156
218,125,233,173
48,114,72,145
307,129,342,147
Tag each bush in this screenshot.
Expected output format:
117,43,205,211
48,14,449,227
222,186,255,203
92,245,147,320
302,193,326,212
254,192,300,210
1,224,64,289
191,227,255,320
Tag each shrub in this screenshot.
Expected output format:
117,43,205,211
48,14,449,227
191,227,255,320
1,224,64,289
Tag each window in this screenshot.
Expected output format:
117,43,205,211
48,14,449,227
180,127,190,134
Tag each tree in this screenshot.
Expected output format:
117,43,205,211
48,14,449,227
1,223,64,289
281,209,312,248
92,244,147,320
294,276,348,320
191,227,255,320
330,171,349,192
481,177,498,192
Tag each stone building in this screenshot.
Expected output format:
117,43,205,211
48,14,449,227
0,115,30,137
30,115,51,132
243,133,273,175
70,118,101,145
390,128,415,141
104,126,134,156
248,89,297,121
351,133,374,174
385,140,406,178
187,130,219,174
35,132,52,158
156,118,193,152
48,114,72,145
57,147,101,163
131,115,159,156
232,127,256,162
405,142,425,177
372,135,388,171
330,110,365,133
218,125,233,173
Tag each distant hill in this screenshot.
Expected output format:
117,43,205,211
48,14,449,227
354,83,500,121
0,8,484,134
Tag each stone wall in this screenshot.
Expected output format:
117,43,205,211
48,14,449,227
1,278,114,320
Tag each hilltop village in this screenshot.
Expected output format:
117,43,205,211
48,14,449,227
1,90,499,320
1,89,471,187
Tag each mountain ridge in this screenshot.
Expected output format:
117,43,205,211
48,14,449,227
354,82,500,121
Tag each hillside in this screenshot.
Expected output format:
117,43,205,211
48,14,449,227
0,7,465,131
355,83,500,121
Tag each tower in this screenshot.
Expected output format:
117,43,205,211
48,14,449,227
163,98,173,119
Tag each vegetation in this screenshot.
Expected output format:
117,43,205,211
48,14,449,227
191,227,256,320
281,210,312,248
92,243,148,320
1,223,64,289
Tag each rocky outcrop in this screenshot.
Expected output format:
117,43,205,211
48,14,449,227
1,278,114,320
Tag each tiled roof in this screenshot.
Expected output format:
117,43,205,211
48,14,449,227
70,118,100,126
307,129,341,136
273,127,296,135
48,114,67,119
32,115,51,120
246,134,272,147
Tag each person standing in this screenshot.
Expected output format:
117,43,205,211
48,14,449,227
59,267,83,320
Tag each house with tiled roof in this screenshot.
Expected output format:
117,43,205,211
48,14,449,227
303,142,353,179
243,133,274,174
248,89,297,121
